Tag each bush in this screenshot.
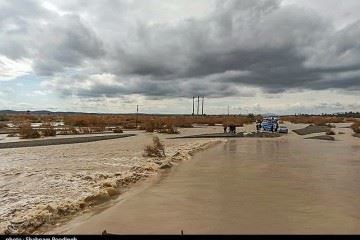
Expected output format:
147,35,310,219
59,127,79,135
113,127,123,133
42,124,56,137
158,125,179,134
141,120,163,133
281,116,345,125
326,130,335,135
0,123,7,129
143,136,166,157
0,115,9,121
19,123,41,139
122,122,137,129
351,122,360,133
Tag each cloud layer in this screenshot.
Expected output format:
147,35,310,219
0,0,359,112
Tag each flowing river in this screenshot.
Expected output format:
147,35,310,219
53,136,360,234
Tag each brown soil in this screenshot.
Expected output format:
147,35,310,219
293,125,330,135
305,135,335,141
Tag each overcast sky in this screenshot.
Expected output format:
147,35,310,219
0,0,359,114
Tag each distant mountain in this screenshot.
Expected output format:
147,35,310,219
0,110,76,115
262,113,279,117
0,110,190,116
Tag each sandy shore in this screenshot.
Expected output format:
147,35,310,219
0,126,225,234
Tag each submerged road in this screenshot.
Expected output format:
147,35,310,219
56,137,360,234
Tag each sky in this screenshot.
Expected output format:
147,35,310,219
0,0,359,115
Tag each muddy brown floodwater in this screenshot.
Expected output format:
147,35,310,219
54,136,360,234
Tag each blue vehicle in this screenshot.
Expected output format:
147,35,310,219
261,117,279,132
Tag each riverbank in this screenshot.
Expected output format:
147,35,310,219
0,126,225,234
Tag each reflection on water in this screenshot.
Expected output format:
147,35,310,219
64,138,360,234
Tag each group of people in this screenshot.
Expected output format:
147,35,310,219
224,124,236,134
256,121,262,131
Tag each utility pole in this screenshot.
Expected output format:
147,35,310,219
192,96,195,116
197,96,200,116
135,105,139,129
228,105,230,116
202,96,204,116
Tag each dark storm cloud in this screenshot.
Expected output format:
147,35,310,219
0,0,104,75
103,0,360,95
32,14,105,76
1,0,360,98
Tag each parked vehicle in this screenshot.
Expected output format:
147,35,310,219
261,116,279,132
278,126,289,134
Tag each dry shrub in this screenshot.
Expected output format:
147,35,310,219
80,128,91,134
42,124,56,137
281,116,345,125
64,115,106,130
141,120,163,132
143,136,166,157
71,127,80,134
326,130,336,135
58,127,80,135
10,114,39,124
346,117,360,123
19,123,41,139
0,115,9,121
351,122,360,133
0,123,6,129
158,125,179,134
173,117,193,128
113,127,123,133
122,122,137,129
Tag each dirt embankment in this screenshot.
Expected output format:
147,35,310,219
293,125,330,135
305,135,335,141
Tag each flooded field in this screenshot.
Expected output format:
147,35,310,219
55,131,360,234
